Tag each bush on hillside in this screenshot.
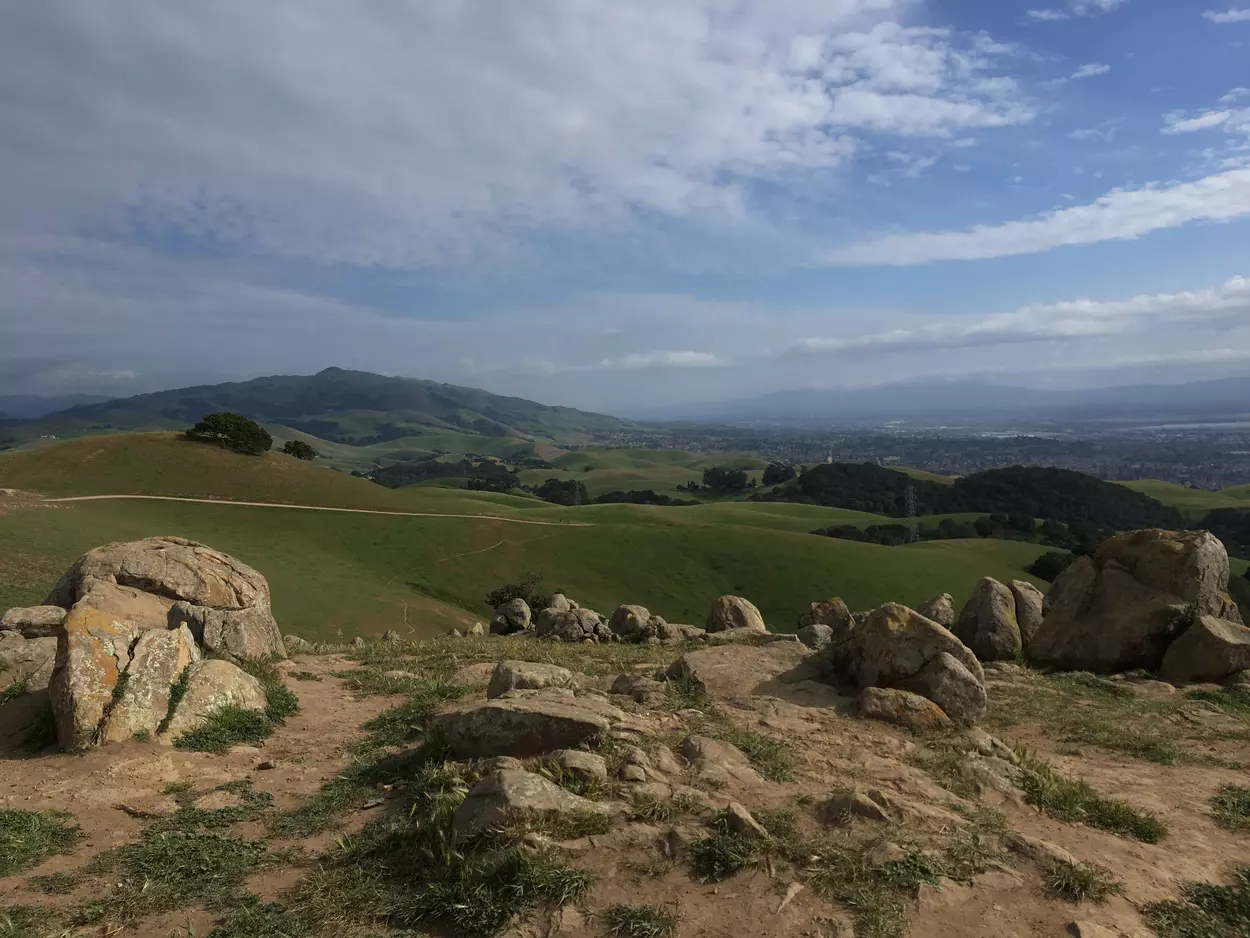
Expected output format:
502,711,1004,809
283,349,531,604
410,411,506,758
484,573,555,611
594,489,698,507
1028,550,1077,582
762,463,797,486
281,440,318,460
185,412,273,456
533,478,589,506
702,466,750,494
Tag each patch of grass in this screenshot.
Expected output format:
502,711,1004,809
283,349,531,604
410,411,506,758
0,906,55,938
1044,860,1123,903
713,722,794,782
1211,785,1250,831
79,829,268,922
665,674,711,711
631,794,701,824
689,829,761,883
174,661,299,754
289,670,323,682
1141,867,1250,938
151,780,273,833
20,703,57,753
1,678,29,705
603,903,680,938
0,654,9,671
1189,687,1250,717
0,810,85,876
163,780,194,795
491,808,613,843
806,842,946,938
207,897,307,938
26,871,80,895
527,756,609,799
1017,753,1168,843
907,745,978,799
156,668,191,735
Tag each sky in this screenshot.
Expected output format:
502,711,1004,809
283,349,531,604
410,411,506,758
2,0,1249,413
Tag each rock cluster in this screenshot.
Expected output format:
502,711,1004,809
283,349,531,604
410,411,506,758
954,577,1044,662
485,594,708,645
1030,529,1248,678
2,537,285,751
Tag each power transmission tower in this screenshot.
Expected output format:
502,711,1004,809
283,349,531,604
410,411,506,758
905,484,918,544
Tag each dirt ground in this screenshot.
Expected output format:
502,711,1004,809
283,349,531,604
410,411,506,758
3,642,1250,938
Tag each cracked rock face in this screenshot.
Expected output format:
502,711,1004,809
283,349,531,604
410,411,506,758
50,606,144,751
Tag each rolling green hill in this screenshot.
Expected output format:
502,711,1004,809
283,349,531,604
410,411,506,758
0,367,634,455
521,447,770,499
1119,479,1250,517
0,433,1053,639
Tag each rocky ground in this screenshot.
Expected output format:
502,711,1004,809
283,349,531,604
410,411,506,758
4,632,1250,938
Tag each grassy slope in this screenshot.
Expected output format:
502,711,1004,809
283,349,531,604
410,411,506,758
0,434,1051,640
266,425,536,472
1120,479,1250,516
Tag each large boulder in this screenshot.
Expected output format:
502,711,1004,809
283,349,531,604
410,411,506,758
490,598,531,635
100,626,200,743
857,687,951,731
799,597,852,631
705,596,766,633
955,578,1021,662
49,605,142,751
608,604,684,644
0,635,59,693
1,605,68,638
435,695,621,758
486,660,575,699
897,652,987,725
679,735,763,786
1030,529,1234,672
46,537,284,662
158,659,268,741
666,642,814,700
917,594,956,628
453,769,609,840
1008,580,1045,648
849,603,984,688
534,607,612,643
609,604,652,639
1159,615,1250,684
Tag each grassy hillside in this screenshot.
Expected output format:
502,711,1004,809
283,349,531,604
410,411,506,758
521,447,770,499
265,425,538,473
0,433,1053,640
1,367,634,450
1120,479,1250,516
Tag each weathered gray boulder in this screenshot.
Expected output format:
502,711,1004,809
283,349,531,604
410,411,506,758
956,578,1021,662
1,605,68,638
609,604,652,639
548,594,577,613
0,635,58,693
821,788,892,824
554,749,608,782
453,769,609,840
100,626,200,743
158,659,268,741
857,687,952,731
535,607,612,643
486,660,575,699
1009,580,1045,648
1030,529,1235,672
797,623,834,650
679,735,763,786
490,598,531,635
705,595,766,633
49,605,143,751
848,603,984,689
897,653,987,725
435,695,621,758
666,642,813,700
917,594,956,628
799,597,852,631
47,537,284,661
1159,615,1250,683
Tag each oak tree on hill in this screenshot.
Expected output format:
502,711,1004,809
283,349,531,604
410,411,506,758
185,412,273,456
282,439,318,460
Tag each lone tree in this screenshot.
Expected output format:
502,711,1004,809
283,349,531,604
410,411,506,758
186,412,273,456
282,439,318,461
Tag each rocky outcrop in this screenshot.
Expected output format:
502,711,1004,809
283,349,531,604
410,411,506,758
158,659,268,741
1159,614,1250,683
169,602,284,663
842,603,985,726
1030,529,1237,673
917,594,956,628
798,597,852,631
666,642,813,700
0,634,59,693
608,604,685,644
1008,580,1045,647
50,606,142,751
1,605,68,638
453,769,609,840
435,694,622,758
705,595,766,633
490,598,531,635
679,735,763,786
534,606,613,643
486,660,575,699
955,578,1021,662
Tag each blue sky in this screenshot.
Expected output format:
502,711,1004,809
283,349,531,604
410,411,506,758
1,0,1248,411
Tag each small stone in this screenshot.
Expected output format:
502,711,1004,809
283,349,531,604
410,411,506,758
620,764,648,783
858,687,952,731
487,660,575,699
725,802,767,836
382,629,400,642
352,636,366,647
555,749,608,782
256,760,276,770
821,789,891,824
1068,923,1119,938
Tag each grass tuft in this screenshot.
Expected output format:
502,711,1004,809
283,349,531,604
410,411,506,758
0,810,84,876
1044,860,1123,903
174,660,299,753
604,903,680,938
26,871,80,895
0,906,55,938
207,897,306,938
631,795,700,825
1211,785,1250,831
1016,752,1167,843
806,843,946,938
20,703,57,753
0,678,29,705
1141,867,1250,938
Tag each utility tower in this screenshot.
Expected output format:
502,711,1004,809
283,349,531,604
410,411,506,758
905,484,918,544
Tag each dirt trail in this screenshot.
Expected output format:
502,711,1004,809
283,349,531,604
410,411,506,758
42,493,593,526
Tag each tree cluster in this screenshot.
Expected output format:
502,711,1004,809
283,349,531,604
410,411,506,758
281,439,318,460
185,412,273,456
761,463,797,486
532,478,590,506
699,466,751,494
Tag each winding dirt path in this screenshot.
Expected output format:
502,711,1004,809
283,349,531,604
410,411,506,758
42,493,594,527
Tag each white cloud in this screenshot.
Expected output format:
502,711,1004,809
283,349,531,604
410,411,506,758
1220,88,1250,104
1164,110,1236,133
1027,9,1072,21
1071,63,1111,79
1204,8,1250,23
1027,0,1129,21
789,276,1250,355
615,351,727,370
820,169,1250,266
0,3,1032,273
